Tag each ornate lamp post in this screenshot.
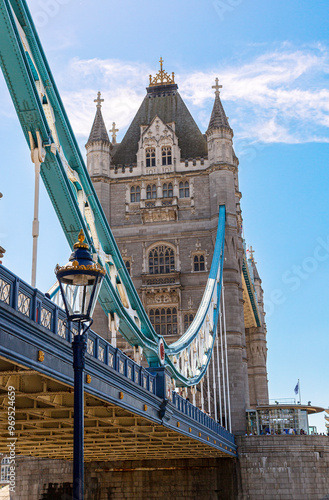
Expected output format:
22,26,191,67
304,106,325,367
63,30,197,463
55,230,105,500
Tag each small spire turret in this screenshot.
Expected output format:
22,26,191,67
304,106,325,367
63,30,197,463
86,92,110,147
206,79,234,165
207,78,232,132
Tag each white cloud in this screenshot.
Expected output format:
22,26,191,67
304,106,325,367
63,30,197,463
1,44,329,146
178,46,329,144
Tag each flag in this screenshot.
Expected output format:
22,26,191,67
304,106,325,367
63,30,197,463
294,381,299,395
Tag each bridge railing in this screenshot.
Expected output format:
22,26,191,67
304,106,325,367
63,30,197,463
0,264,156,397
0,264,235,445
172,392,233,443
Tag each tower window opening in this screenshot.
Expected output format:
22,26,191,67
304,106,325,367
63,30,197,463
147,184,157,199
162,146,172,166
149,307,177,335
184,314,194,330
163,182,173,198
124,260,131,275
149,245,175,274
130,185,140,203
1,457,10,483
179,181,190,198
193,254,205,272
146,148,156,167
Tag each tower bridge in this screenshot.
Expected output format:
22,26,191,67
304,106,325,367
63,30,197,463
0,0,277,497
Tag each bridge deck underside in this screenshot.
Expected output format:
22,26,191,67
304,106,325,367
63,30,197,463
0,359,231,461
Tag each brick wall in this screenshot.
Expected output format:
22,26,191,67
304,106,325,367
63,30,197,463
237,435,329,500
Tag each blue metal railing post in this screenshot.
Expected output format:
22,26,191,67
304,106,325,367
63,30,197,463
72,328,87,500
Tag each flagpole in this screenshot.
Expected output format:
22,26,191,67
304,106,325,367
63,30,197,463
298,379,301,404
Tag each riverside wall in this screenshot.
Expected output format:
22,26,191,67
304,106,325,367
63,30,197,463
237,435,329,500
8,436,329,499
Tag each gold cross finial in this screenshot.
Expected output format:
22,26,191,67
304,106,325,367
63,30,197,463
110,122,119,144
248,246,255,261
94,91,104,109
212,77,222,96
159,57,164,71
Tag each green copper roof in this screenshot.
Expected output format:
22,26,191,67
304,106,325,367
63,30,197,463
113,87,208,166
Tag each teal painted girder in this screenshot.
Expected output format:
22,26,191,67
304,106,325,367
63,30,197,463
0,0,226,386
0,0,159,359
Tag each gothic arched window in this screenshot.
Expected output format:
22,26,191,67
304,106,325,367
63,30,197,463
162,182,173,198
146,184,157,199
130,185,140,203
162,146,172,166
148,245,175,274
146,148,156,167
184,314,194,330
149,307,177,335
193,254,205,272
179,181,189,198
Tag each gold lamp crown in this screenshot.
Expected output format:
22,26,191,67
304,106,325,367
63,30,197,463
73,229,89,249
149,57,175,87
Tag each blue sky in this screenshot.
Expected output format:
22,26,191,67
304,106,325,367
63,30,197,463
0,0,328,431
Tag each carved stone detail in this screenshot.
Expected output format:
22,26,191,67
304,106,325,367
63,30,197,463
146,290,179,305
142,207,177,223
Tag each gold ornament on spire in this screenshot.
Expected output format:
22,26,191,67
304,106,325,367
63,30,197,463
149,57,175,87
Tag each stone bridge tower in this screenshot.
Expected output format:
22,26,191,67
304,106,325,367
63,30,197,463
86,61,269,434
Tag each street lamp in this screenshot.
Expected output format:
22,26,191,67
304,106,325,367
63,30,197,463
55,229,105,500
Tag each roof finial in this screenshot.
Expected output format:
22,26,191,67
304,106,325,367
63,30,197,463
110,122,119,144
149,58,175,87
248,246,255,262
94,91,104,109
212,77,222,96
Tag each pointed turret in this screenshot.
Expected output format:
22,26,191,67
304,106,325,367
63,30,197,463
245,246,269,407
248,247,263,312
86,92,111,184
206,79,234,165
207,79,232,132
86,92,110,147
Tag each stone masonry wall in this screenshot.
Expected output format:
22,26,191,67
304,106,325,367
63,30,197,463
11,438,329,499
11,457,239,500
237,435,329,500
